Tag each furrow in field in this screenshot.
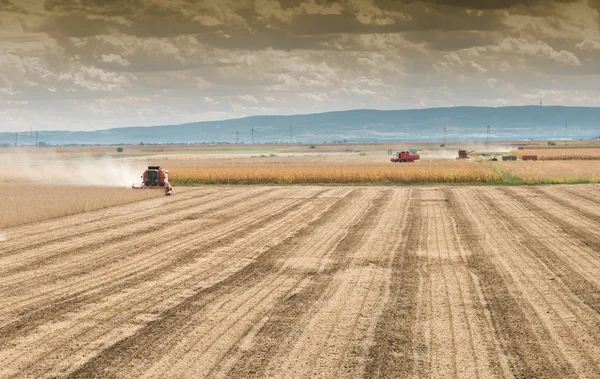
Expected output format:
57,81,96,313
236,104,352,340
444,188,574,378
0,187,213,253
0,187,260,272
220,188,408,378
496,188,600,295
65,188,373,378
437,191,500,379
471,188,600,378
363,189,423,378
2,188,345,378
255,189,399,379
0,188,312,346
141,188,383,379
565,185,600,204
0,187,279,298
502,187,600,253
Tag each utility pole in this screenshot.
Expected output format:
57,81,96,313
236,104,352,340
442,127,447,145
487,125,491,144
35,131,38,146
290,124,293,144
236,130,238,144
15,131,17,147
565,119,568,135
251,128,254,144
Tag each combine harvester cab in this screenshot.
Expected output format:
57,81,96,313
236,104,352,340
390,149,420,163
133,166,173,195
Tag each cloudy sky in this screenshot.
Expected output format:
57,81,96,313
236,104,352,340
0,0,600,131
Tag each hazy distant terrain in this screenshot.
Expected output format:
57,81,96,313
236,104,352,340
2,106,600,146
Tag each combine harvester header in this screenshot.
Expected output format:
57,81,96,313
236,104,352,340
133,166,173,195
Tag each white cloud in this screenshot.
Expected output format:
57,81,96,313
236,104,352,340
100,54,130,67
195,77,212,89
237,94,259,103
299,92,330,102
204,96,220,104
576,39,600,50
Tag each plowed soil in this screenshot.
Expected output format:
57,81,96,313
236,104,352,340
1,185,599,378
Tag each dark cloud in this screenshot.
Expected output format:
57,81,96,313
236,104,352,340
1,0,599,131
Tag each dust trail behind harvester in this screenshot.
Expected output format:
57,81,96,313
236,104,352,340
0,232,6,242
1,149,147,187
419,143,512,160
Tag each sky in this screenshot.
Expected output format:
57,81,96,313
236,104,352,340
0,0,600,132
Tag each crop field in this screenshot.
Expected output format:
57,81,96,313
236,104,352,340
493,160,600,184
516,147,600,160
1,185,599,378
169,161,503,184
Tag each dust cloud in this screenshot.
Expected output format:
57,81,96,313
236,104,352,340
0,149,147,187
419,144,511,160
0,232,5,242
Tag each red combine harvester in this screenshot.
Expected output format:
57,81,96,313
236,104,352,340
457,149,475,160
391,151,420,163
133,166,173,195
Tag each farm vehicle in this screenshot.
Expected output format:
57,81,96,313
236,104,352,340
391,149,420,163
133,166,173,195
457,150,475,160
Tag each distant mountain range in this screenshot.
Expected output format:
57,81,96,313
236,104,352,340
2,106,600,146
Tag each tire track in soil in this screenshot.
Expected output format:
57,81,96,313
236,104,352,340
443,188,577,379
0,189,309,347
66,189,366,378
502,187,600,251
0,188,262,275
3,188,340,378
437,194,500,379
0,187,279,302
500,188,600,282
0,187,215,257
564,185,600,204
363,189,423,379
189,189,392,379
0,189,283,333
231,188,402,379
467,188,600,378
493,188,600,314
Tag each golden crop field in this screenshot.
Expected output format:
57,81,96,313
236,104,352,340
0,184,163,228
517,148,600,160
493,160,600,184
168,161,503,184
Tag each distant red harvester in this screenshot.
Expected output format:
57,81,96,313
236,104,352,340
390,151,420,163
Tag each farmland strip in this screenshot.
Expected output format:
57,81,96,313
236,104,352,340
493,189,600,313
443,188,575,378
469,188,600,377
363,189,423,378
66,188,368,378
0,189,311,346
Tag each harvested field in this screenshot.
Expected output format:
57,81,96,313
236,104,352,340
493,160,600,184
1,185,600,378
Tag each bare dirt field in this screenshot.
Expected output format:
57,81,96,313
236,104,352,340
1,185,599,378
